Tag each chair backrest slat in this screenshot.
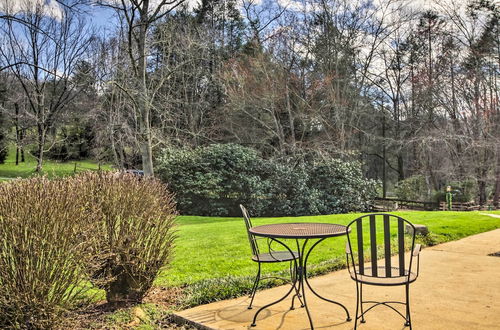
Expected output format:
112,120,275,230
383,214,392,277
369,215,378,276
398,218,405,276
356,218,364,275
240,205,259,256
347,213,416,280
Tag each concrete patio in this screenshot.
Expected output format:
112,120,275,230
174,229,500,330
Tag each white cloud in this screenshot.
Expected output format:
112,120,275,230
277,0,321,13
96,0,202,12
1,0,204,21
0,0,64,20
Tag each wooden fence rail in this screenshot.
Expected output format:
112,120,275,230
73,162,102,173
372,198,439,211
439,201,480,211
372,198,493,211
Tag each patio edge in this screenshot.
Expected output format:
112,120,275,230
171,312,216,330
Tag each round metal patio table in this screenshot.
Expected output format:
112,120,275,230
249,222,351,329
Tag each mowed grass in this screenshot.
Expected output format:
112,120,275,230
157,211,500,288
0,147,111,180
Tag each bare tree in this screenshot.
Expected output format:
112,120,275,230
96,0,185,176
242,0,287,47
0,2,94,171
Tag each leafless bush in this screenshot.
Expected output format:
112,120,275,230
78,172,177,306
0,172,177,327
0,177,96,329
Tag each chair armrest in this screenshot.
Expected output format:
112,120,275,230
346,241,351,254
412,244,422,257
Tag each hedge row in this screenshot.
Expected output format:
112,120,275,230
156,144,378,216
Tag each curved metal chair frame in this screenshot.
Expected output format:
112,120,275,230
240,204,302,309
346,213,422,329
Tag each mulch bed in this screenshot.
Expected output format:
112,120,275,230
60,287,193,329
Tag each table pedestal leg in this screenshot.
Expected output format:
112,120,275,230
303,238,351,322
251,238,299,327
290,264,304,309
251,237,351,329
298,239,314,329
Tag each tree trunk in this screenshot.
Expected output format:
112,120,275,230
140,132,154,175
285,79,296,154
478,178,487,206
449,59,465,178
20,128,25,163
493,148,500,208
15,103,19,166
381,113,387,198
397,154,405,181
426,154,438,193
36,123,45,172
109,125,120,168
477,151,488,206
137,7,154,176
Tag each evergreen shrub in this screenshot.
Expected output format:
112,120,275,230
45,122,94,161
394,175,430,201
395,175,475,203
157,144,266,216
157,144,378,216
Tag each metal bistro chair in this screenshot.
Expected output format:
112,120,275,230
239,204,301,309
346,214,422,329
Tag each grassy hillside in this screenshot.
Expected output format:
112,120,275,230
0,147,111,180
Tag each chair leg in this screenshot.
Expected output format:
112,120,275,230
248,263,261,309
360,282,366,323
290,261,302,310
405,283,412,328
354,282,360,330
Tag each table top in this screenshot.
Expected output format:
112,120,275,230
249,222,349,239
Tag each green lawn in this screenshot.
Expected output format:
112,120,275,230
0,147,111,180
159,211,500,289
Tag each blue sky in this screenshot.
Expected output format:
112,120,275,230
88,4,116,30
